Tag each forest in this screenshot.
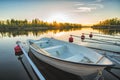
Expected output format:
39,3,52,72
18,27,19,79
92,18,120,29
0,19,82,31
0,18,120,31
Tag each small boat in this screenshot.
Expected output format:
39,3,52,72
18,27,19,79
28,37,114,80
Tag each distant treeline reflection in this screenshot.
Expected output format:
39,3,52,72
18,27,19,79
91,18,120,35
93,28,120,35
92,18,120,29
0,28,81,37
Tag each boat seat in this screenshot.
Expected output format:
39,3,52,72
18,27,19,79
43,45,65,57
35,41,48,44
96,56,104,64
64,54,84,62
43,45,64,51
81,57,93,63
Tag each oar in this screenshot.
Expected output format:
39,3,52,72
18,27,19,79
72,35,120,46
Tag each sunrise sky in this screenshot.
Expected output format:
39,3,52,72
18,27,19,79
0,0,120,25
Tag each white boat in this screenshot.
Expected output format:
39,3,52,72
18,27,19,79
28,37,114,80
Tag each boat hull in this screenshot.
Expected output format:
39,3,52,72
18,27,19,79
30,45,105,80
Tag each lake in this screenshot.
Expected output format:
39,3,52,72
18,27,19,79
0,28,120,80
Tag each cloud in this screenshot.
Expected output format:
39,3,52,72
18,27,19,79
74,2,104,13
89,4,104,8
76,7,96,12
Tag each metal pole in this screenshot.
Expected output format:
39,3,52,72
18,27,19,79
18,42,46,80
18,56,33,80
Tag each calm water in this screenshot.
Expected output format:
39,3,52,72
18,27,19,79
0,28,120,80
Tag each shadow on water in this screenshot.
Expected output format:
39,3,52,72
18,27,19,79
28,51,82,80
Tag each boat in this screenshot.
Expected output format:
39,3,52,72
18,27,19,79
72,35,120,53
28,37,114,80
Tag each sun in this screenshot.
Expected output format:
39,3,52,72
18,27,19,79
47,13,71,23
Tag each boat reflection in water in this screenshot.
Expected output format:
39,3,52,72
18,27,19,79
28,37,114,80
28,51,82,80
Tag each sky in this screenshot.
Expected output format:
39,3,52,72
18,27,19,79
0,0,120,25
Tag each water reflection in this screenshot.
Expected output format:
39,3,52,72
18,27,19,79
0,28,120,38
93,28,120,35
0,28,120,80
0,28,81,38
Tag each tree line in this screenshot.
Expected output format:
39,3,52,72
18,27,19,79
92,18,120,29
0,19,82,31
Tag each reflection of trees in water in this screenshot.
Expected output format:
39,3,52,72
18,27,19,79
0,28,81,37
93,28,120,35
0,31,28,37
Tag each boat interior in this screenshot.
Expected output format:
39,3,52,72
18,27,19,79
31,38,113,65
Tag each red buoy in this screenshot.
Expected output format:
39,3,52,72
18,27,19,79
14,45,23,56
89,32,93,39
81,33,85,41
69,35,73,43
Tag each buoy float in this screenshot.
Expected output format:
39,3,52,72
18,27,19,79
89,32,93,39
69,35,74,43
81,33,85,41
14,45,23,56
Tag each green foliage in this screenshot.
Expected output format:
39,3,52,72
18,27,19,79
92,18,120,28
0,19,82,31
